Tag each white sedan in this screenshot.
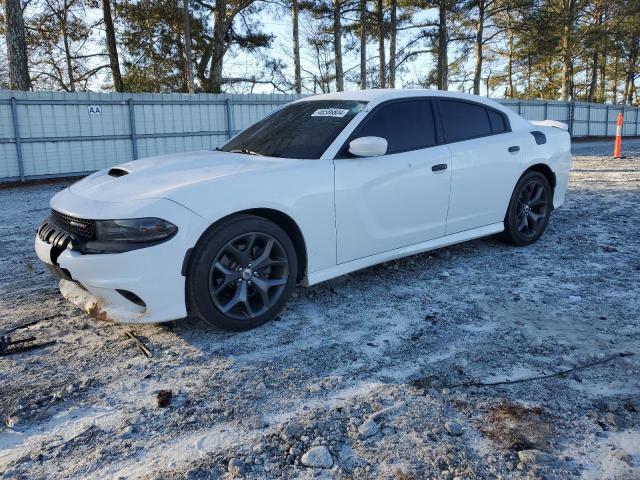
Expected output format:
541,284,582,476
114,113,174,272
34,89,571,331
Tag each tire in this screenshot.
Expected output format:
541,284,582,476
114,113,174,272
501,171,552,246
186,214,298,331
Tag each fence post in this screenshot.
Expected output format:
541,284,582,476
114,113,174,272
544,101,548,120
225,97,234,139
605,105,610,136
587,103,591,136
10,97,25,182
128,98,139,160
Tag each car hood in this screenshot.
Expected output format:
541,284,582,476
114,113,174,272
69,150,290,202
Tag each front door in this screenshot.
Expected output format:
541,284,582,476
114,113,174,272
334,99,452,264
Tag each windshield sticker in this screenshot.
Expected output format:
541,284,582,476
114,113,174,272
311,108,350,118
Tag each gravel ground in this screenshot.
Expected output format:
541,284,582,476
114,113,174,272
1,139,639,480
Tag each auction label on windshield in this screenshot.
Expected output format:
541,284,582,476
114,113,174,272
311,108,350,118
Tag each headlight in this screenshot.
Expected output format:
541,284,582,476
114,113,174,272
94,218,177,243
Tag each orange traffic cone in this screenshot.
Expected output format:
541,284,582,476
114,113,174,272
613,113,624,159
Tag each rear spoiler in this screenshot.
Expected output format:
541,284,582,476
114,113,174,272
530,120,569,131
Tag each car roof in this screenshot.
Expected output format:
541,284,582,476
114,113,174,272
298,88,496,105
295,88,530,129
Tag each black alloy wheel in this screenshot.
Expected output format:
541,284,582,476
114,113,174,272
502,171,552,246
515,179,549,239
209,232,289,320
187,215,298,331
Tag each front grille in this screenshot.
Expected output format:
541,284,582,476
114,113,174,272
38,219,75,248
51,210,95,239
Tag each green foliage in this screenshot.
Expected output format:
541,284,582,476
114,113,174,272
120,0,199,92
0,0,637,101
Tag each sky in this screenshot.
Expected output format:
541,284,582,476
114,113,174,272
1,3,494,96
234,7,449,94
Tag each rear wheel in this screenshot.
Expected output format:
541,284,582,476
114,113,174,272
187,215,298,331
501,171,552,246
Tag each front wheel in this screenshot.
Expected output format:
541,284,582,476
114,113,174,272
186,215,298,331
501,171,552,246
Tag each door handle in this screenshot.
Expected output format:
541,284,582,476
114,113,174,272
508,145,520,152
431,163,448,172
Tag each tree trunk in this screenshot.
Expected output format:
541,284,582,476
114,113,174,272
586,2,601,103
174,0,187,92
560,44,571,100
560,0,576,101
196,50,211,87
598,52,606,102
3,0,30,90
292,0,301,93
587,50,598,102
183,0,195,93
622,29,639,105
377,0,385,87
208,0,227,93
612,46,619,103
622,75,632,105
333,0,344,91
485,69,491,97
388,0,396,87
102,0,124,92
472,0,484,95
437,0,448,90
359,0,366,89
61,4,75,92
527,54,532,95
507,25,514,98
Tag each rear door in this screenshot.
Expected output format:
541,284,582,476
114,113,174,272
334,99,452,263
437,99,525,235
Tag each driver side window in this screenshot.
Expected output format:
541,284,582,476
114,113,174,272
341,99,437,156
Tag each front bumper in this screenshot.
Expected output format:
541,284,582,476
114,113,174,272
34,189,208,323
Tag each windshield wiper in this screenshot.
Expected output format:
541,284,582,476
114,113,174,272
228,148,264,157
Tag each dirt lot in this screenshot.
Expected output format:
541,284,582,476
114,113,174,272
1,139,639,480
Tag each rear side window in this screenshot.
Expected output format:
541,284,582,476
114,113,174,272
488,109,507,133
439,100,492,142
352,100,436,154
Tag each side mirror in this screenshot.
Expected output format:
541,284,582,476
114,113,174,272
348,136,388,157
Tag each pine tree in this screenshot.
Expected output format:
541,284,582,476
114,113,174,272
2,0,31,89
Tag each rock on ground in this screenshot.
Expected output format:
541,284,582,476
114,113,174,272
358,419,380,438
300,446,333,468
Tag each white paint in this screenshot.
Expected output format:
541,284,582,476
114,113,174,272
347,136,388,157
307,223,504,285
530,120,568,131
35,89,571,324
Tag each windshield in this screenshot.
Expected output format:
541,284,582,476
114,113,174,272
220,100,367,159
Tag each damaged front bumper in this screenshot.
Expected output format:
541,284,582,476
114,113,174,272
34,190,208,324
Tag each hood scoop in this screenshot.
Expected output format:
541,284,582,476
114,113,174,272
108,167,130,178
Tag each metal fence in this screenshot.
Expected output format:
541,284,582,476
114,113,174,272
499,99,640,138
1,90,639,182
0,91,300,182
